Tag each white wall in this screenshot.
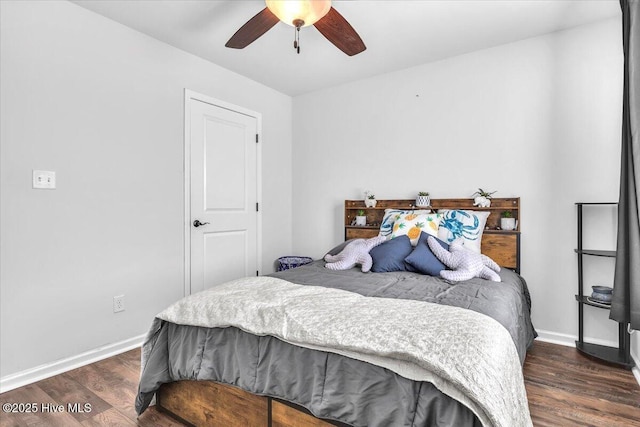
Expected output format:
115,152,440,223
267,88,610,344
0,0,292,380
292,19,626,350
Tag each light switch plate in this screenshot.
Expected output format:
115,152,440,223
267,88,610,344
33,170,56,189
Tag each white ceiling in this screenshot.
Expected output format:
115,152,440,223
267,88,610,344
72,0,620,96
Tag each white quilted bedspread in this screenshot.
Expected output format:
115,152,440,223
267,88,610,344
149,276,532,427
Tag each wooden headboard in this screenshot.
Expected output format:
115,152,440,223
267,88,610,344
344,198,521,273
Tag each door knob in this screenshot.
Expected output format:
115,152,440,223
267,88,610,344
193,220,210,227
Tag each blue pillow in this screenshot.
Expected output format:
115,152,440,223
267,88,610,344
404,232,449,276
370,235,414,272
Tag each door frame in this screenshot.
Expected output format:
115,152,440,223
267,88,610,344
183,89,262,296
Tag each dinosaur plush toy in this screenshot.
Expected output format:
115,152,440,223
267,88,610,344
427,236,501,282
324,236,386,272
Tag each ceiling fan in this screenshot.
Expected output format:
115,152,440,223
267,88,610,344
225,0,366,56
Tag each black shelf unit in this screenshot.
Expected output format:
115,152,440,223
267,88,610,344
575,202,634,369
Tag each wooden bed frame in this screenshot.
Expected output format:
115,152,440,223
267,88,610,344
157,380,345,426
155,197,521,426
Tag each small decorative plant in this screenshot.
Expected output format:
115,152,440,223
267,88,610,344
357,209,365,216
472,188,495,208
500,210,516,230
473,188,496,199
364,190,377,207
355,209,367,226
416,191,431,207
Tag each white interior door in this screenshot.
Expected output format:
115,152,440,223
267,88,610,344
187,94,259,294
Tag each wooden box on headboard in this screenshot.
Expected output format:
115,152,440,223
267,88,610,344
345,198,521,273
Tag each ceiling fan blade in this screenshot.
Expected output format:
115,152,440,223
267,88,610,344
225,7,279,49
314,7,366,56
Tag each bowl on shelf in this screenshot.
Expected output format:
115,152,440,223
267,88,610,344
591,285,613,303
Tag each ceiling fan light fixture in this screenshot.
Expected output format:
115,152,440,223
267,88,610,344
265,0,331,27
226,1,365,56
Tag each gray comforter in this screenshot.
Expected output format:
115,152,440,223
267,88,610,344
271,261,536,364
136,262,536,426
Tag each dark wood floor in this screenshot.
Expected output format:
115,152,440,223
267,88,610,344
524,341,640,426
0,340,638,426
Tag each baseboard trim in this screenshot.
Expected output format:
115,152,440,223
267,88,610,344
535,329,639,386
535,329,619,348
0,334,145,394
535,329,577,347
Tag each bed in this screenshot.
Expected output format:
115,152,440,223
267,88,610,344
135,198,536,427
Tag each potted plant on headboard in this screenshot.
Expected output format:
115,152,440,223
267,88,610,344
416,191,430,207
355,209,367,226
364,191,377,208
472,188,496,208
500,210,516,231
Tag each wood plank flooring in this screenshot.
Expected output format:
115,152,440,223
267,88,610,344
525,341,640,426
0,340,638,426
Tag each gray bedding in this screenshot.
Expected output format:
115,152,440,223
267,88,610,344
136,262,536,426
271,261,536,364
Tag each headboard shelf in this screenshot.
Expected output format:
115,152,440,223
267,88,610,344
344,198,521,273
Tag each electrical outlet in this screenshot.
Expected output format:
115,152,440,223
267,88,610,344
32,170,56,189
113,295,125,313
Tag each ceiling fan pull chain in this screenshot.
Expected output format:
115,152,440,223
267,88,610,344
294,25,301,54
293,26,297,50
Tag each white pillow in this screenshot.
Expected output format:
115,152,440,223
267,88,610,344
378,209,431,238
437,210,490,253
390,213,442,246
